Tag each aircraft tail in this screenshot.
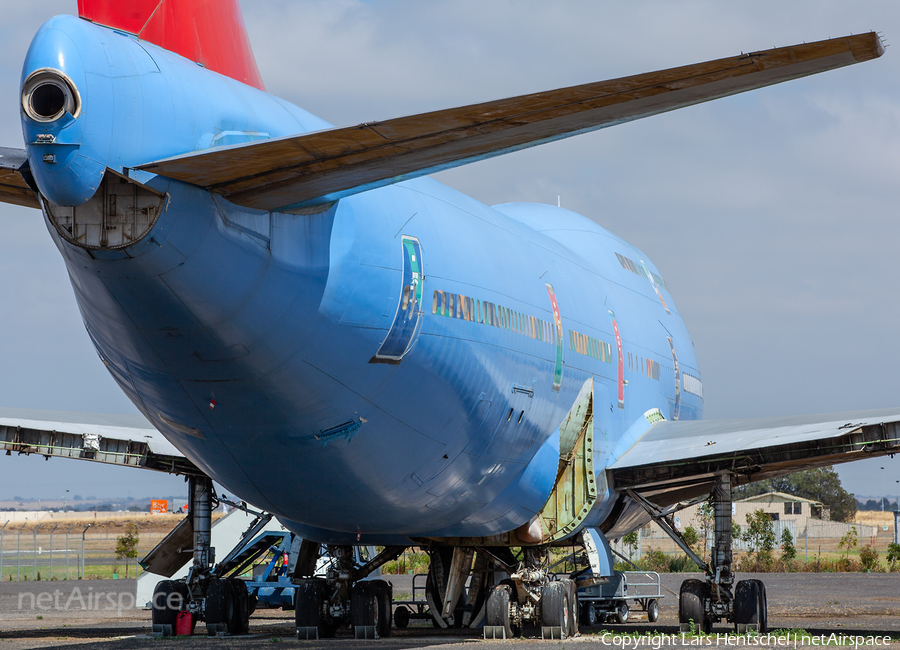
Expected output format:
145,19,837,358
77,0,265,91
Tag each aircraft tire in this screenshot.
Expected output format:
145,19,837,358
350,580,379,629
295,579,334,639
151,580,185,634
228,577,250,635
206,578,234,635
734,579,760,632
679,579,710,633
485,584,516,638
371,579,393,638
540,581,570,633
752,579,768,633
563,578,579,636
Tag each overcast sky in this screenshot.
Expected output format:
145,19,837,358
0,1,898,502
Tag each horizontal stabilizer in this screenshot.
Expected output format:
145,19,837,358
0,148,39,209
138,33,883,212
0,407,200,475
610,408,900,506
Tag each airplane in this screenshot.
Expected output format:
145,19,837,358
0,0,896,639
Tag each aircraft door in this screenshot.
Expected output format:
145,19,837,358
666,335,681,421
373,236,423,362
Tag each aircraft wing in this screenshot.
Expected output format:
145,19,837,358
137,33,883,212
0,147,39,209
0,407,201,476
608,408,900,508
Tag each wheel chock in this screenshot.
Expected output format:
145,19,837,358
354,625,377,639
542,626,566,639
296,626,319,640
151,624,173,638
206,623,228,637
484,626,508,639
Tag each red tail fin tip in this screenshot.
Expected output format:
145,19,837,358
77,0,265,91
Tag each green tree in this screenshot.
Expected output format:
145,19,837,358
733,467,856,522
780,528,796,561
743,509,776,570
838,526,858,561
622,531,640,560
682,526,700,551
115,525,139,578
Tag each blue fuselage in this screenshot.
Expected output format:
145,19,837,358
22,16,702,544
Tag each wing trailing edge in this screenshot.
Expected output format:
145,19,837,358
0,148,39,209
138,33,884,212
609,408,900,507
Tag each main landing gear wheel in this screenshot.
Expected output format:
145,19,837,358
485,583,518,639
734,579,768,633
540,581,571,635
206,578,235,636
371,580,393,638
680,579,711,634
295,580,335,639
228,578,250,635
151,580,188,634
351,580,384,635
561,578,578,637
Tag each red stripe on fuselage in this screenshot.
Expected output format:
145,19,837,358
77,0,265,91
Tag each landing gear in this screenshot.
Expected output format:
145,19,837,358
482,546,579,639
292,544,404,639
148,475,272,637
631,472,768,632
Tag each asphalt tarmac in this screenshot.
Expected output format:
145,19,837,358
1,573,899,648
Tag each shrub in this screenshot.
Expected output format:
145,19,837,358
859,544,881,572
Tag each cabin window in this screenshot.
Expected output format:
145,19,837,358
432,290,440,315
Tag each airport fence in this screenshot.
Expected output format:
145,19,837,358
0,521,167,582
612,518,893,566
